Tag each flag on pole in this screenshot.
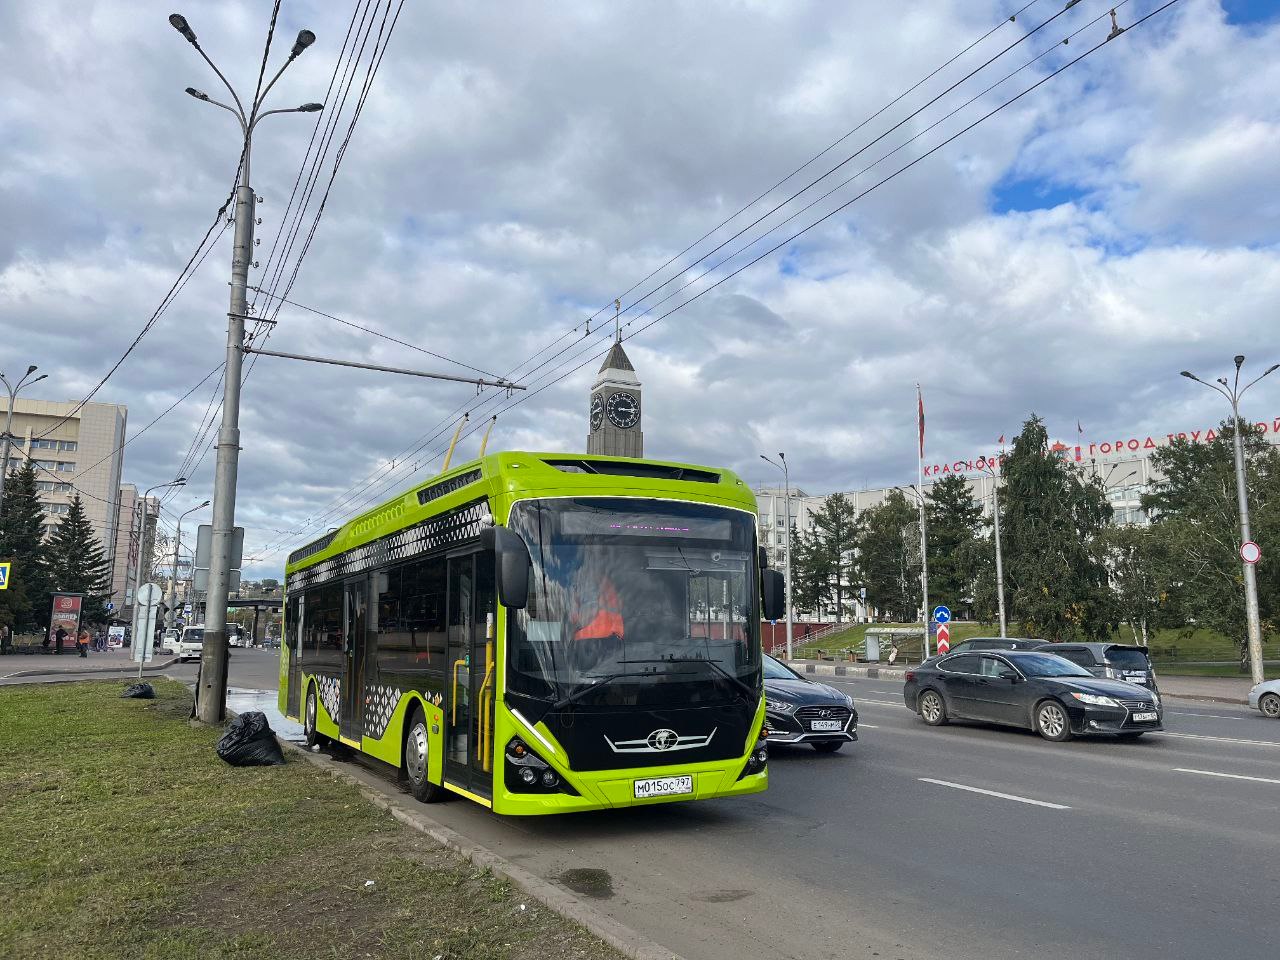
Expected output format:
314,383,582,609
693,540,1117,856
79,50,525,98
998,434,1005,445
1077,420,1084,437
917,385,925,459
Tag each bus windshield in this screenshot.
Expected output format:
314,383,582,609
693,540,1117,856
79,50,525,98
507,497,761,711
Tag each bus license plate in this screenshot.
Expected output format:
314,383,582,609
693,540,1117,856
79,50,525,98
810,719,843,731
633,775,693,799
1132,711,1158,722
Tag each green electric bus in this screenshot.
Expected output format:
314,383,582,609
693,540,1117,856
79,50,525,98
279,451,784,815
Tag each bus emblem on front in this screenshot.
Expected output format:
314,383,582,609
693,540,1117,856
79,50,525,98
647,729,679,751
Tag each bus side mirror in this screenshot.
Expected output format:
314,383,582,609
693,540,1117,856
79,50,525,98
762,568,785,623
482,526,530,609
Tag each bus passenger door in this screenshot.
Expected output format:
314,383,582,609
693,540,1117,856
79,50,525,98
469,552,497,793
285,595,302,718
444,553,475,791
341,578,367,742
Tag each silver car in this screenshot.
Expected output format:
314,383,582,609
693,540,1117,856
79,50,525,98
1248,679,1280,719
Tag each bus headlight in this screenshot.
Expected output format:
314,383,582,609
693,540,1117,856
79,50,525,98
505,737,576,796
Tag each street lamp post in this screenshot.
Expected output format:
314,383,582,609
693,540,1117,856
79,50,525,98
0,365,49,515
132,478,186,650
1181,356,1279,686
760,453,794,659
168,500,210,630
902,485,931,657
976,463,1008,639
169,13,322,722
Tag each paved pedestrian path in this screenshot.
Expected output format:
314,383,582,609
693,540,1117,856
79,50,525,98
0,648,177,679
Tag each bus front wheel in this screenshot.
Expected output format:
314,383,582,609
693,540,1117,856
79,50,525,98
404,708,445,803
304,687,330,749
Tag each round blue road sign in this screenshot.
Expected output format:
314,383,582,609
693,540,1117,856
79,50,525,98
932,605,951,624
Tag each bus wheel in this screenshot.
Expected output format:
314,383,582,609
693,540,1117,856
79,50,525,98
304,687,329,749
404,708,445,803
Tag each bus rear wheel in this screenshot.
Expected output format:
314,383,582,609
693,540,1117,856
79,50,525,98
404,708,445,803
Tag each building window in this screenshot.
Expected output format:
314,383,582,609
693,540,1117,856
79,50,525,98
34,459,56,470
58,441,78,452
55,462,75,472
47,503,71,515
31,439,59,450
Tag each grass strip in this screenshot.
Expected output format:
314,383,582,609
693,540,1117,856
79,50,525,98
0,679,622,960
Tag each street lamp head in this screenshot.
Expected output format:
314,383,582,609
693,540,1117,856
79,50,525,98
1235,355,1246,368
185,87,210,101
1217,377,1229,387
778,451,786,462
297,102,324,112
199,500,211,508
290,29,316,58
1179,371,1195,380
1266,364,1280,376
25,364,37,375
32,374,47,385
168,13,198,44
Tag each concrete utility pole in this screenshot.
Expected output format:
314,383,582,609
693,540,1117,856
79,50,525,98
990,477,1007,639
168,500,209,629
133,479,186,637
0,365,48,514
168,13,322,723
761,453,795,659
1181,356,1278,687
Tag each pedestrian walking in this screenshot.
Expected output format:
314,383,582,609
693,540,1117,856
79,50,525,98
54,624,68,655
77,626,91,658
0,623,11,655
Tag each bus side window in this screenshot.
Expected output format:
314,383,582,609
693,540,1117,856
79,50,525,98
379,555,447,672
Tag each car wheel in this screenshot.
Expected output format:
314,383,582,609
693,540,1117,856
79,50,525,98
304,687,329,749
1260,693,1280,719
812,741,844,753
403,708,445,803
1035,700,1072,741
919,690,947,726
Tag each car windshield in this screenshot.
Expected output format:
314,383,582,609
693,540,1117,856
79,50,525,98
507,497,761,709
763,655,798,681
184,629,204,642
1013,653,1092,678
1105,648,1151,670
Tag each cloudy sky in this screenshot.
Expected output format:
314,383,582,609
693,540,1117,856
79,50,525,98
2,0,1277,577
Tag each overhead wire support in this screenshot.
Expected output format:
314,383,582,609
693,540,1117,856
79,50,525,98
240,346,525,391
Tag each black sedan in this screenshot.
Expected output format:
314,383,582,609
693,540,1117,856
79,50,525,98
763,654,858,752
903,650,1162,741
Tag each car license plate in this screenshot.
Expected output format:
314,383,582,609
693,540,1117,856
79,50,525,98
1132,711,1158,722
633,775,693,799
1125,674,1148,684
810,719,843,731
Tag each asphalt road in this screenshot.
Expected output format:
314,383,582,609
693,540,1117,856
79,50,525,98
9,654,1279,959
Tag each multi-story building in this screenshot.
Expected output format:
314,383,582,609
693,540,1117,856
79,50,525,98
108,485,162,621
755,415,1280,622
2,396,128,586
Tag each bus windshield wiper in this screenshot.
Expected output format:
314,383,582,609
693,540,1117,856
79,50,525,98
620,657,757,702
532,673,627,723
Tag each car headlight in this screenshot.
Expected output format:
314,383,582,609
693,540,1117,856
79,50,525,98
765,697,796,714
1071,692,1119,708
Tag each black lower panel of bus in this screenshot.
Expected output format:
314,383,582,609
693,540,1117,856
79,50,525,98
532,702,752,772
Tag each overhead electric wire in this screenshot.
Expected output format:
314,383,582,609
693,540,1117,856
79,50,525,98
254,0,1061,537
267,0,1174,555
259,0,1175,559
246,287,502,378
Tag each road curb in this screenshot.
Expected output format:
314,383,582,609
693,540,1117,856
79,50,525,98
0,657,179,679
784,659,907,681
277,738,681,960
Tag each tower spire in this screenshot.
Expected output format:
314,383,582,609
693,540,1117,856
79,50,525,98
614,299,622,343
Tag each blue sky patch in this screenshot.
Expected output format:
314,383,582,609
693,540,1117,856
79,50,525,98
991,174,1087,214
1222,1,1278,26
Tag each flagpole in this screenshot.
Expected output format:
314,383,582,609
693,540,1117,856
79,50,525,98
917,385,931,659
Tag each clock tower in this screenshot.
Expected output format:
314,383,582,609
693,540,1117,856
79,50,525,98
587,335,643,458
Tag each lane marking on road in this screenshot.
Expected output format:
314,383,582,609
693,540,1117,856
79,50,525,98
858,723,880,729
918,778,1070,809
1173,767,1280,785
1157,731,1280,748
1167,711,1243,720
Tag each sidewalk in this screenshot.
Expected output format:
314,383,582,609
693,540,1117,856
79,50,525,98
0,648,178,679
784,658,1255,705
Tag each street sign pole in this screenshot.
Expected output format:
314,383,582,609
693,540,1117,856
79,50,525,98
132,583,161,679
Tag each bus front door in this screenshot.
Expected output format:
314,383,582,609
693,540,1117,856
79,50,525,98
341,578,367,743
445,551,497,800
285,595,302,718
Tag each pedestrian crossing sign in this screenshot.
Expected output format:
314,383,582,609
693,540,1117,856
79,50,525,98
0,562,10,590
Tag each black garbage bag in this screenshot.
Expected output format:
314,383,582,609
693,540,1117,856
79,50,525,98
120,682,155,699
216,710,285,767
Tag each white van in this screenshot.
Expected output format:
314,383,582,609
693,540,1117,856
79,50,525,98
177,625,205,662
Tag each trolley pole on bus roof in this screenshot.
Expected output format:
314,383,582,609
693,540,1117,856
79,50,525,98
168,12,324,723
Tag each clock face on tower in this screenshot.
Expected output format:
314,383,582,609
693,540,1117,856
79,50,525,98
590,395,604,430
606,391,640,429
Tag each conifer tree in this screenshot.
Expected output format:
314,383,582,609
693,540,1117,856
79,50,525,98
0,462,51,632
46,494,113,626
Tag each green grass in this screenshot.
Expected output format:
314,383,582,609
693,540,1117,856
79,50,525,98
0,680,621,960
